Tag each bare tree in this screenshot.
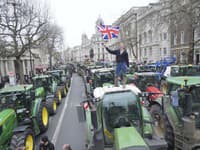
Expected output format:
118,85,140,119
0,0,49,82
39,23,64,70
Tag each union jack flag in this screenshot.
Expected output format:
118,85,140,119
97,25,119,40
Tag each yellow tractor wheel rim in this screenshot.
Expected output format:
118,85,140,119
25,135,34,150
42,107,48,126
64,88,67,95
58,91,62,102
53,100,57,112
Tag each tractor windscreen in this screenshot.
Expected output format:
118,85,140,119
33,79,44,88
102,91,141,131
172,86,200,128
96,72,114,86
0,94,17,111
136,75,160,91
171,66,200,76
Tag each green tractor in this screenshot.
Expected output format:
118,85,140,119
32,75,61,115
84,67,114,97
157,77,200,150
57,64,74,87
77,85,167,150
47,70,68,99
0,84,49,150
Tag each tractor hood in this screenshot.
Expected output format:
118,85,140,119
0,109,17,146
35,87,45,97
0,109,16,126
114,127,149,150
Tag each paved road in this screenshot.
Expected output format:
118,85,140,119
36,74,87,150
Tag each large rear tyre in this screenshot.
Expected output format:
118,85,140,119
10,129,35,150
36,102,49,133
164,115,174,150
56,89,62,104
46,98,57,115
62,87,67,98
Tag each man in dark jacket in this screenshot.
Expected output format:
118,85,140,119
39,136,55,150
103,42,129,87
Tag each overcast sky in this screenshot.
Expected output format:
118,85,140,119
47,0,158,47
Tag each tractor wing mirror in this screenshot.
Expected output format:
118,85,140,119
76,105,86,122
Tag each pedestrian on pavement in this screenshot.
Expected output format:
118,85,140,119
62,144,72,150
103,42,129,87
39,135,55,150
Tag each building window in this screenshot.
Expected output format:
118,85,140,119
174,33,177,45
160,48,162,56
148,30,152,43
181,31,184,44
144,32,147,43
144,48,147,56
163,48,167,55
163,33,167,40
160,33,162,41
140,48,143,57
139,34,142,44
149,47,152,56
198,30,200,39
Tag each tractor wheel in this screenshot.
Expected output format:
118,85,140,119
10,129,34,150
163,115,174,150
36,102,49,133
66,82,69,89
160,80,167,94
62,87,67,98
46,98,57,115
56,89,62,104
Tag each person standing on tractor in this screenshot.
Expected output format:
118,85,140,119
103,42,129,87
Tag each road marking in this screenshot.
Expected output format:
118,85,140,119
51,76,73,145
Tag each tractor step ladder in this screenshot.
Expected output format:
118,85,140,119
174,132,184,149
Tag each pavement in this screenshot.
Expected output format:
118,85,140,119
35,74,87,150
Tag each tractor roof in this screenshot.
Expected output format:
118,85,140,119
91,67,113,73
32,75,50,79
167,76,200,86
47,70,62,73
0,84,33,93
93,85,141,99
135,72,160,76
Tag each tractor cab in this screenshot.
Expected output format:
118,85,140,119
161,77,200,149
0,85,34,116
102,90,142,145
47,70,67,87
32,75,55,95
164,64,200,78
133,72,161,91
85,68,114,97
